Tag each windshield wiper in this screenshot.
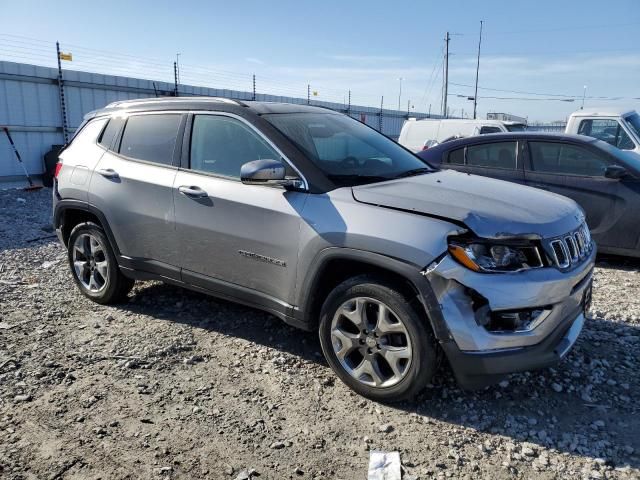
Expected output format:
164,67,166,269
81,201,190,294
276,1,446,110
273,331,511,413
392,168,432,179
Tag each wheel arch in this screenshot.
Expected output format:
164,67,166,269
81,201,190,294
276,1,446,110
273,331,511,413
54,200,121,256
296,248,451,341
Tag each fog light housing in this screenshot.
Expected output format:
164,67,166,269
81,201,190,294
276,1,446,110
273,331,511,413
486,308,550,333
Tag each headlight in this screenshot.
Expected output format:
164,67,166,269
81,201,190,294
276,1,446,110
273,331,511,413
448,239,543,273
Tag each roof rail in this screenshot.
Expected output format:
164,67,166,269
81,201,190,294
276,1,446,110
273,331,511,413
104,96,241,109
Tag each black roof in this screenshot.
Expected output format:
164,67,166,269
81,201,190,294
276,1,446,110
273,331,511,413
419,132,595,159
433,131,598,149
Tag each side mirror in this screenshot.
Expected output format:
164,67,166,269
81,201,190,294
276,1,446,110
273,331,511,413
604,164,627,179
240,159,298,187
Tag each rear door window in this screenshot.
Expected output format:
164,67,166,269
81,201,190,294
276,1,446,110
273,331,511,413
466,142,517,169
118,114,182,165
528,142,609,176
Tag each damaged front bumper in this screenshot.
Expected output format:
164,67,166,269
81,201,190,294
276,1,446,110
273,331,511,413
424,247,595,389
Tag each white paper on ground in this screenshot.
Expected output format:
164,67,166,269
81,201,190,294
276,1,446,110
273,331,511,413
367,450,401,480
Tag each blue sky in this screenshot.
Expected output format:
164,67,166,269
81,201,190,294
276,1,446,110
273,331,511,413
2,0,639,122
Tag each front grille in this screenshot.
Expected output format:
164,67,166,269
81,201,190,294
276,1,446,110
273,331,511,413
549,223,592,269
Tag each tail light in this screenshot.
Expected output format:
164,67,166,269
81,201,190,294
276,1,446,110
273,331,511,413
421,145,429,151
54,162,63,178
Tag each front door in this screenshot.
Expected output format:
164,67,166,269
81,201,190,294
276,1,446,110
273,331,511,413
523,140,625,249
173,113,307,308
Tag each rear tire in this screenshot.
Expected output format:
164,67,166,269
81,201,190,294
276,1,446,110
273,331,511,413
319,275,437,402
67,222,133,304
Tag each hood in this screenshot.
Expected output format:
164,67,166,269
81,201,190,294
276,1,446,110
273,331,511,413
351,170,584,239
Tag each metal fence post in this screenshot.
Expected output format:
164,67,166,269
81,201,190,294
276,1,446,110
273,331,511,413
379,96,383,132
55,41,69,143
252,74,256,100
173,62,179,97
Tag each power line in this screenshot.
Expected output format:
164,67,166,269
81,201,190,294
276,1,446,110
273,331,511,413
482,21,640,36
449,82,634,100
451,92,576,102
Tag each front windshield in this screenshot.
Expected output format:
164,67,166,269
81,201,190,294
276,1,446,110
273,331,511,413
506,124,526,132
263,112,432,186
624,113,640,139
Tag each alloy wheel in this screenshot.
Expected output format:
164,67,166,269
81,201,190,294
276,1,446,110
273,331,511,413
330,297,413,388
72,233,109,292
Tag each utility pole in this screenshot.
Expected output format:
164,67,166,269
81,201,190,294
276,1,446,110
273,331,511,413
443,32,450,118
173,62,179,97
581,85,587,109
379,96,384,132
398,77,403,111
175,53,181,84
407,99,410,117
307,84,310,105
348,89,351,115
473,21,483,119
252,74,256,100
428,104,431,118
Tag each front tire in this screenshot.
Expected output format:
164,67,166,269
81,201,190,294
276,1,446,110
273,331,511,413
67,222,133,304
319,275,437,402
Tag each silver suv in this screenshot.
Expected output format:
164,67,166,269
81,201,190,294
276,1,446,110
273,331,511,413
53,98,595,402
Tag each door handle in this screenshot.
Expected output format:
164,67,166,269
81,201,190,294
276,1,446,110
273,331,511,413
96,168,119,179
178,185,208,198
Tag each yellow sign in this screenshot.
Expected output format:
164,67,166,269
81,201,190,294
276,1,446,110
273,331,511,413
313,91,318,96
59,52,72,61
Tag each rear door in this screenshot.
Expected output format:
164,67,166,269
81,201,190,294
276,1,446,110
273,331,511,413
89,112,185,273
464,140,524,183
173,112,307,308
441,140,525,184
523,140,626,249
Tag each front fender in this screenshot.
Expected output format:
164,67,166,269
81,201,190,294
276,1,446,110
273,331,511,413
295,247,452,341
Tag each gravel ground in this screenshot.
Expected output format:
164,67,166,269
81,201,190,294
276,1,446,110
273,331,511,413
0,188,638,480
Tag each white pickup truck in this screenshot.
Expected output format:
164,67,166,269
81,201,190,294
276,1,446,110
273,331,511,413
566,108,640,154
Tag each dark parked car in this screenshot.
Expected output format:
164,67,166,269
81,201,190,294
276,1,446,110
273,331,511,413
418,132,640,257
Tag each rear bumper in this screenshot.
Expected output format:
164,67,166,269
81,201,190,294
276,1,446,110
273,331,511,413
441,309,585,389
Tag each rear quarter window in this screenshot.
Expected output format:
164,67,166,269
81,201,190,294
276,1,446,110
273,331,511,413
446,147,465,165
98,117,125,150
64,117,108,153
479,126,503,134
